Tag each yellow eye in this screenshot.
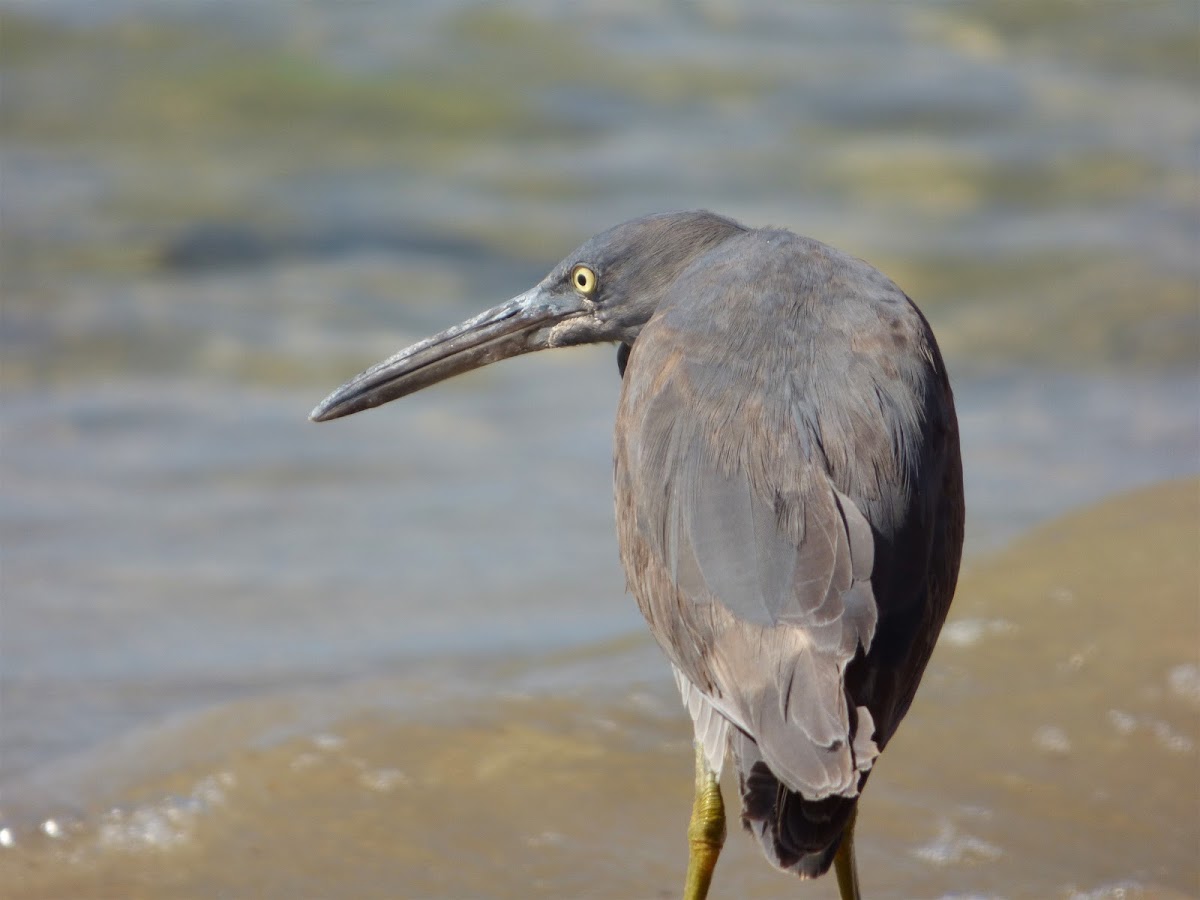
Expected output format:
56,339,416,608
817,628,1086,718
571,264,598,296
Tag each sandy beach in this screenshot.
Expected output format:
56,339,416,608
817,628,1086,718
2,478,1196,898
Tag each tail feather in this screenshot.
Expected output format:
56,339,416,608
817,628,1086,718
733,731,859,879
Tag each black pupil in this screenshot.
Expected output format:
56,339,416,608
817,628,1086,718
577,272,586,286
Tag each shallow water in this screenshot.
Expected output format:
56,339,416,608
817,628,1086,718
3,368,1195,787
1,483,1197,898
1,1,1197,896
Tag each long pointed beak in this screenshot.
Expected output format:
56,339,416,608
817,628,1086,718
310,287,588,422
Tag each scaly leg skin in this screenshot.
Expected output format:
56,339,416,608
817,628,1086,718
833,806,862,900
682,743,726,900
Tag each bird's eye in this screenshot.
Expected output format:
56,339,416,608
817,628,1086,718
571,265,598,296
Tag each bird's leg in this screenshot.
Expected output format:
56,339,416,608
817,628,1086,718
682,742,726,900
833,805,862,900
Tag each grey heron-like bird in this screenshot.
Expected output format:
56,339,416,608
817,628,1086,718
311,211,964,899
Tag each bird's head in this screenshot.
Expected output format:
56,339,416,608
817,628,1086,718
310,210,744,421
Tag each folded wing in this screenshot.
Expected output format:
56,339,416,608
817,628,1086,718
615,331,880,800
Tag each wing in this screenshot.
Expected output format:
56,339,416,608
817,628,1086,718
614,319,881,800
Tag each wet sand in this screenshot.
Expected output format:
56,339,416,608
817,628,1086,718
2,479,1197,898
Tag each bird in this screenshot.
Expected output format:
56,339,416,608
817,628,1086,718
311,210,964,900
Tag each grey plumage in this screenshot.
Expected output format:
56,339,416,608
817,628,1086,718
311,210,964,885
610,221,962,875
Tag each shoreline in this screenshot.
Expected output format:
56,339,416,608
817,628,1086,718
2,477,1197,898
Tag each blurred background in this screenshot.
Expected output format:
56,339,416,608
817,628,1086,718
1,2,1197,897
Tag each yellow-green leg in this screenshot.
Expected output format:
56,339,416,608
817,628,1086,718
682,743,726,900
833,805,862,900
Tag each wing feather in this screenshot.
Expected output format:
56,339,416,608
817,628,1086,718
616,326,880,800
